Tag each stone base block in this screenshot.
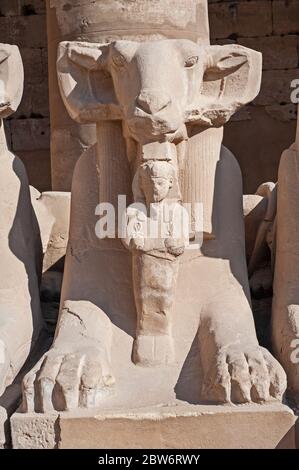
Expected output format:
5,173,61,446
11,403,296,449
11,413,58,449
0,331,52,448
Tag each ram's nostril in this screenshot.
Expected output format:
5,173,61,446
136,90,171,115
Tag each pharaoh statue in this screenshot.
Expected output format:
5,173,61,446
122,157,189,365
22,38,286,412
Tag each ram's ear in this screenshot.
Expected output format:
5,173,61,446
186,45,262,127
0,44,24,118
57,41,122,123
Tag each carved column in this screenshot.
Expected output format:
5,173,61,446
46,0,209,190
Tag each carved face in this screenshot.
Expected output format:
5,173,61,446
139,161,174,204
0,43,24,119
151,178,172,203
57,39,261,143
109,40,204,141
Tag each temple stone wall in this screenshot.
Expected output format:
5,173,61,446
210,0,299,192
0,0,50,191
0,0,298,193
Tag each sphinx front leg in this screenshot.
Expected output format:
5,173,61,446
22,300,114,412
198,284,286,404
132,252,179,366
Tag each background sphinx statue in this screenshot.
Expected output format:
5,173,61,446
272,106,299,406
0,44,44,396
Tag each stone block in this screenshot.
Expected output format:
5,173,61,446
10,118,50,152
238,36,299,71
230,106,251,122
11,403,296,449
273,0,299,35
209,1,272,39
254,69,299,107
0,0,21,17
237,1,272,38
0,331,52,448
17,149,51,192
21,0,46,15
20,48,44,85
265,104,298,122
224,106,297,193
30,190,71,271
0,15,47,48
41,47,48,78
12,413,58,449
208,2,235,39
14,82,49,118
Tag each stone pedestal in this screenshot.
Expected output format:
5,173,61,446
46,0,209,190
11,403,296,449
0,331,52,448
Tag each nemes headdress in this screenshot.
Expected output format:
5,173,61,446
139,161,176,182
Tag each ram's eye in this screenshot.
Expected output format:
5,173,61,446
184,56,199,68
0,53,8,66
112,54,126,68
